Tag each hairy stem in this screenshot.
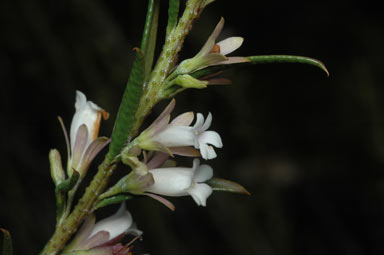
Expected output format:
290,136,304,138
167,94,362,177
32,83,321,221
40,0,208,254
134,0,208,132
41,159,115,255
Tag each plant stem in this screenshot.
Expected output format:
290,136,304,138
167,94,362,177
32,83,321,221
134,0,208,131
40,0,208,254
40,159,115,255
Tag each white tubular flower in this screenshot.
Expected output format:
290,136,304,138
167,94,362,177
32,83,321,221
137,99,223,160
63,203,142,255
175,17,249,75
60,91,110,177
145,159,214,206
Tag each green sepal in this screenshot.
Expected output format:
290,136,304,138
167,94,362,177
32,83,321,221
0,228,13,255
49,149,65,186
56,170,80,193
94,194,133,211
166,0,180,37
107,48,145,162
99,171,154,200
248,55,329,76
207,178,250,195
141,0,160,80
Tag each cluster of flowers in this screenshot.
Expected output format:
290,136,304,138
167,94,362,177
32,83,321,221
58,18,244,254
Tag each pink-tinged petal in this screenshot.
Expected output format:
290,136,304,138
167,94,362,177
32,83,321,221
206,78,232,85
198,130,223,148
80,231,110,250
79,137,110,174
148,99,175,131
145,193,175,211
216,37,244,56
201,112,212,131
65,215,96,252
87,247,114,255
170,146,201,157
146,152,170,170
198,17,225,56
215,56,250,65
194,164,213,183
187,183,212,206
95,233,125,248
72,124,89,170
170,112,194,126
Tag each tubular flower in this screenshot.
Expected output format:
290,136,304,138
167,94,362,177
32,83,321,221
62,203,142,255
145,159,214,206
60,91,110,177
174,17,249,75
137,99,223,160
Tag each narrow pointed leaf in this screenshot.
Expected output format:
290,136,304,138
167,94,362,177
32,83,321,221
190,54,329,80
108,49,145,162
56,170,80,193
166,0,180,37
206,178,250,195
1,228,13,255
95,194,133,210
141,0,160,79
248,55,329,76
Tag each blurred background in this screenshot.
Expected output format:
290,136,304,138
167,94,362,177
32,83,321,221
1,0,384,254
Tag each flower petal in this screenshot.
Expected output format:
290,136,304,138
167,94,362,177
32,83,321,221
187,183,212,206
145,193,175,211
90,203,133,240
79,137,110,175
197,17,225,56
193,164,213,183
148,99,175,131
201,112,212,131
198,130,223,148
170,112,194,126
71,124,89,170
193,113,205,129
146,152,170,170
64,215,96,252
199,143,217,160
80,231,110,250
170,146,201,157
146,168,194,196
215,56,250,66
216,37,244,56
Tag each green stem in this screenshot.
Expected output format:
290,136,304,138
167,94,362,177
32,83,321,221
40,1,208,254
134,0,208,132
40,159,115,255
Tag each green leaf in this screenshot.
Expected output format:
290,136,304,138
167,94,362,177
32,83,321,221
248,55,329,76
56,170,80,193
95,194,133,210
107,49,145,162
190,55,329,80
141,0,160,80
166,0,180,37
207,178,250,195
1,228,13,255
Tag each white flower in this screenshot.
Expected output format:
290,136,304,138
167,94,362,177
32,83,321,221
145,159,213,206
60,91,110,177
63,203,142,255
175,17,249,75
137,99,223,160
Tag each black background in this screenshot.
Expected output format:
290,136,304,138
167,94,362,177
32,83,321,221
1,0,384,254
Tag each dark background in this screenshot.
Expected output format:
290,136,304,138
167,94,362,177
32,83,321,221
1,0,384,254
